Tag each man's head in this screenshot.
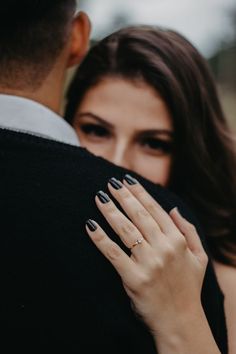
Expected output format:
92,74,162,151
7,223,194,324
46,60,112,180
0,1,90,91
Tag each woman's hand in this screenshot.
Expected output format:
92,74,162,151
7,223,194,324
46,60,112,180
85,175,219,353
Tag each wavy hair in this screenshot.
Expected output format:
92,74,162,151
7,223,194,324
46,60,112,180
65,26,236,265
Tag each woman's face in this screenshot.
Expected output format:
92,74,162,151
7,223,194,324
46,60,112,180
73,78,174,186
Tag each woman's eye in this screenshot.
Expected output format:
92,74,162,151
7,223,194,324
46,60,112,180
140,137,173,154
79,124,110,138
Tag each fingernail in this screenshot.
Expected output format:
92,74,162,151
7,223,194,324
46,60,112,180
109,177,123,190
97,191,110,204
124,174,138,185
86,219,97,232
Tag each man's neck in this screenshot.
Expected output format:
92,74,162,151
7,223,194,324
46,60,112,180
0,61,67,115
0,86,62,115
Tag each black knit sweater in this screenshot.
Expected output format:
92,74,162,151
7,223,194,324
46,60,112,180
0,128,227,354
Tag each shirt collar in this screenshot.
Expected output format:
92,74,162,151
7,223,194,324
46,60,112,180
0,94,80,146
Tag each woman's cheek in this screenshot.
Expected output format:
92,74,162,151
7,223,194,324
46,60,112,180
85,140,113,160
134,154,172,186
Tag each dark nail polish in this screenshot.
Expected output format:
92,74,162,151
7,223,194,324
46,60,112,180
109,177,123,190
97,191,110,204
86,219,97,232
124,174,138,185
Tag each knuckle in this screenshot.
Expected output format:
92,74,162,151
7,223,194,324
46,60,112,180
201,252,209,265
146,202,157,215
120,222,136,237
163,245,176,262
148,257,164,274
157,258,164,271
135,272,151,290
121,189,131,200
106,242,122,261
145,252,164,272
185,223,196,233
135,187,147,200
177,235,188,250
149,225,160,238
136,208,150,218
92,230,105,242
168,232,187,250
105,202,117,214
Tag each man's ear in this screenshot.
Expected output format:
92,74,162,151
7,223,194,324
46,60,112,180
67,11,91,68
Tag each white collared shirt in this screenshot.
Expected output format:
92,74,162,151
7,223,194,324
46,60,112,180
0,94,80,146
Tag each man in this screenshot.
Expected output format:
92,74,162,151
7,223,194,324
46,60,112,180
0,1,227,353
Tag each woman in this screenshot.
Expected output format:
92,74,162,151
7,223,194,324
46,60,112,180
65,26,236,352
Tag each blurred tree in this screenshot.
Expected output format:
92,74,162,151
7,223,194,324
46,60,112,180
208,7,236,132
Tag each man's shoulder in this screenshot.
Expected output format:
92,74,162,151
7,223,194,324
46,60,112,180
0,128,188,213
0,129,227,351
0,126,115,167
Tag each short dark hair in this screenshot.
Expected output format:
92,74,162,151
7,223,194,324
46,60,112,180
0,0,76,89
65,26,236,265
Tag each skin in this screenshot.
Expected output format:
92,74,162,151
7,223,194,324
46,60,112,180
75,76,236,353
73,78,174,186
86,178,220,354
1,7,219,352
0,11,91,114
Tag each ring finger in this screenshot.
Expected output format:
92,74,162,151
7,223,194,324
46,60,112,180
95,191,150,260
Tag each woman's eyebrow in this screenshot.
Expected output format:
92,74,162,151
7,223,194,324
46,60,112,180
76,112,114,129
136,129,174,138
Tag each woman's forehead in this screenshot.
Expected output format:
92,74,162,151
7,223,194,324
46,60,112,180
77,77,173,131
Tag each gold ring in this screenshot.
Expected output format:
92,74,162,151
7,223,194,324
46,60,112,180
130,238,144,250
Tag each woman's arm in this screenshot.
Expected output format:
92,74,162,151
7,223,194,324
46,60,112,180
86,175,221,354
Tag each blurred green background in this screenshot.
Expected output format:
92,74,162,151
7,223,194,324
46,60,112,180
67,0,236,133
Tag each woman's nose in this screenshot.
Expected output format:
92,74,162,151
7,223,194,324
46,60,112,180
109,144,131,170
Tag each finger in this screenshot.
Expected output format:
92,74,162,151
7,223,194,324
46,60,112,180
107,178,165,246
123,174,179,236
95,191,150,260
85,219,139,286
169,208,208,263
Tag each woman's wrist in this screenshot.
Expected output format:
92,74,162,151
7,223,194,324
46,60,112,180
152,306,221,354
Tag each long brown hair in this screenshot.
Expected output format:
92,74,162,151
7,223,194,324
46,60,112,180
65,26,236,265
